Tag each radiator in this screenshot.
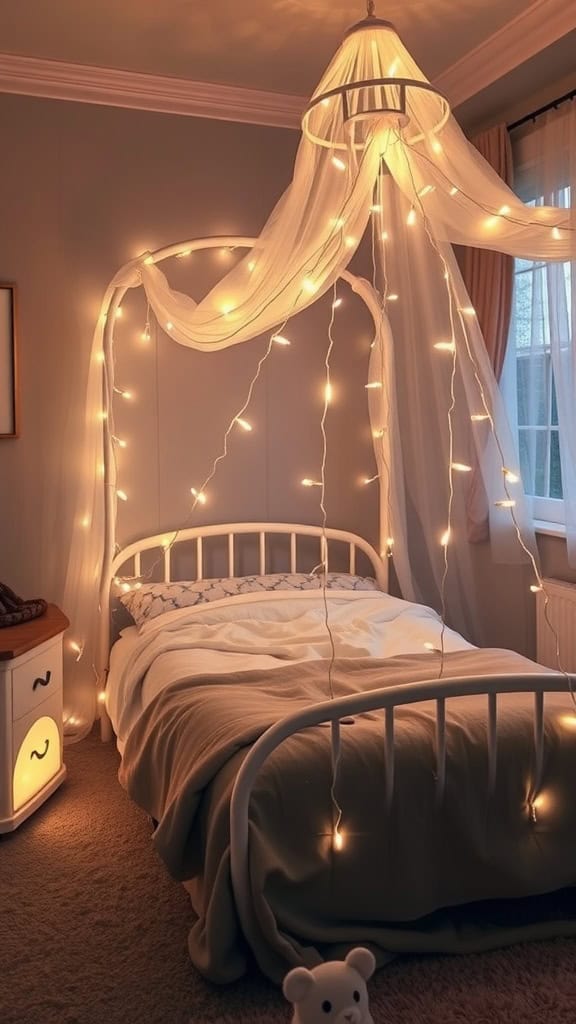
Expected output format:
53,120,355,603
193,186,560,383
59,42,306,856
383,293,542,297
537,578,576,672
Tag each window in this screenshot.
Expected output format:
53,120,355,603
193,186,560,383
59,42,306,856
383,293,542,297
505,189,571,526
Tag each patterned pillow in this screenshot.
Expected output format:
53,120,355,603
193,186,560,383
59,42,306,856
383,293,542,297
120,572,379,627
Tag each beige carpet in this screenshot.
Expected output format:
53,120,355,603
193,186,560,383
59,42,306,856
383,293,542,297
2,731,576,1024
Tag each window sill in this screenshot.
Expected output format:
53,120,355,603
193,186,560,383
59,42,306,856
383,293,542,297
534,519,566,539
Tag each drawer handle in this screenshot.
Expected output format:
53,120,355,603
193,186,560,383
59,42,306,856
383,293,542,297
30,739,50,761
32,670,51,691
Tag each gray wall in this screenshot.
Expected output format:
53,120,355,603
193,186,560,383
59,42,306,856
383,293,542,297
0,93,378,604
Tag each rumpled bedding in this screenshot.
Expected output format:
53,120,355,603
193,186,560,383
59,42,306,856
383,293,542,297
113,591,576,982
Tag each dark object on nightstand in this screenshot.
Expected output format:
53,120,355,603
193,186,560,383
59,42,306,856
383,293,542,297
0,582,47,628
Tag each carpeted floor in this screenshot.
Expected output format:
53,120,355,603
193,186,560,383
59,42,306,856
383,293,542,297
2,731,576,1024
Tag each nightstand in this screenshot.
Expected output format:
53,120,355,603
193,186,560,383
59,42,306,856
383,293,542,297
0,604,69,833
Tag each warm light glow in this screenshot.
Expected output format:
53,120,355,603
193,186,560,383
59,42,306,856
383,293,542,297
235,417,253,431
272,334,291,345
381,230,389,241
80,516,90,529
362,473,379,485
418,185,435,197
98,410,108,421
115,307,123,319
13,716,61,812
190,488,207,504
141,327,151,342
121,582,131,593
386,536,394,548
69,641,82,655
303,278,319,294
331,217,345,229
370,203,383,212
372,428,385,438
498,205,511,215
406,207,417,226
431,139,443,154
332,297,343,309
434,340,456,352
112,435,127,448
221,302,235,316
143,255,154,265
449,186,459,196
484,216,499,229
451,462,472,472
460,306,476,316
552,226,562,240
440,528,451,547
176,249,191,259
332,155,346,171
503,468,519,483
248,261,256,271
98,691,106,704
333,828,344,851
365,381,382,389
471,413,490,422
302,478,322,487
558,713,576,730
387,293,399,301
424,641,436,651
494,499,516,508
324,382,333,404
388,60,398,76
345,236,357,248
116,489,128,501
96,350,105,364
166,321,173,330
530,584,543,593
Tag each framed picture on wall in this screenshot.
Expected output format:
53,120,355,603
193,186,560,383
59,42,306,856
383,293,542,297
0,284,18,438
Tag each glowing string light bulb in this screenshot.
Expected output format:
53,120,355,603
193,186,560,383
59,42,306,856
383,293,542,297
116,489,128,502
112,435,127,448
272,334,291,345
362,473,379,485
440,528,451,547
141,324,151,342
333,828,344,851
494,499,516,508
471,413,489,422
503,468,519,483
114,307,123,319
449,186,459,196
365,381,382,389
530,584,543,593
451,462,472,472
190,488,207,504
303,278,319,295
331,155,346,171
498,204,511,215
114,386,133,399
332,297,343,309
324,382,333,404
406,207,417,226
381,230,389,242
552,227,562,240
434,340,456,352
302,478,322,487
235,417,253,432
418,185,435,198
387,293,399,301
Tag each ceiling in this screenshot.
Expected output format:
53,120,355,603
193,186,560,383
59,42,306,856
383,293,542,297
1,0,532,97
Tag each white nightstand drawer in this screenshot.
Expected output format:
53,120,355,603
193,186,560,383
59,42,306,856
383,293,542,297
12,692,63,814
11,642,63,721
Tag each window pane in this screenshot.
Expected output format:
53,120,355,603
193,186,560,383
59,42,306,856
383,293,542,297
550,430,563,499
517,354,548,426
551,374,559,426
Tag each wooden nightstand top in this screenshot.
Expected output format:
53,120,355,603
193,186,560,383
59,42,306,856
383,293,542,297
0,605,69,661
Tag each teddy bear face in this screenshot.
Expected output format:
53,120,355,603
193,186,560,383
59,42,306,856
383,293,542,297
283,948,375,1024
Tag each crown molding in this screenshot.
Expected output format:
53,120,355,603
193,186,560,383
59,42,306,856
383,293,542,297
0,52,306,129
435,0,576,109
0,1,574,128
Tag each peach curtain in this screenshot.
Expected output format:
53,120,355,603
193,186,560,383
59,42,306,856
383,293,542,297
462,124,514,542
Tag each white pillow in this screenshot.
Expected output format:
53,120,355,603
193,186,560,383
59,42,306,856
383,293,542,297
120,572,379,627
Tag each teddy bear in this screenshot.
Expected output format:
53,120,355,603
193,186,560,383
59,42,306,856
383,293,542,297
282,947,375,1024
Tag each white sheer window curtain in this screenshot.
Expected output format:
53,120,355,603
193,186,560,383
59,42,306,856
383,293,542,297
503,102,576,560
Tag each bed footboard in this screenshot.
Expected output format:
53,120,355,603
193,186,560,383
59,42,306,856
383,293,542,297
229,671,574,959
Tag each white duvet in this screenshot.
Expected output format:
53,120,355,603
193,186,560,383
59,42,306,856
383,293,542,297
106,589,473,749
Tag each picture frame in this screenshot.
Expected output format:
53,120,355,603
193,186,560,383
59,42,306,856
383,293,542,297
0,284,18,439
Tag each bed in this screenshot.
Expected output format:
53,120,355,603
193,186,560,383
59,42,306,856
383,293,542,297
103,522,576,983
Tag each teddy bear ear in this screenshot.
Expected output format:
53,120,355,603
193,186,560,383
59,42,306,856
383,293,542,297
345,947,376,981
283,966,316,1003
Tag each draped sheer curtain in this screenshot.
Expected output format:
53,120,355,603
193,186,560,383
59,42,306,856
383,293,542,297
461,125,514,543
502,104,576,562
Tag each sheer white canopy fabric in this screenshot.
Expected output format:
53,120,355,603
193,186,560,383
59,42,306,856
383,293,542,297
502,104,576,563
61,17,575,734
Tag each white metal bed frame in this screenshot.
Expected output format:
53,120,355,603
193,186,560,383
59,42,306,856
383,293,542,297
96,234,576,963
103,520,574,954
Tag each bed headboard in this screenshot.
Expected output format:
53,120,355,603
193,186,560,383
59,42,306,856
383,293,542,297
101,522,388,663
